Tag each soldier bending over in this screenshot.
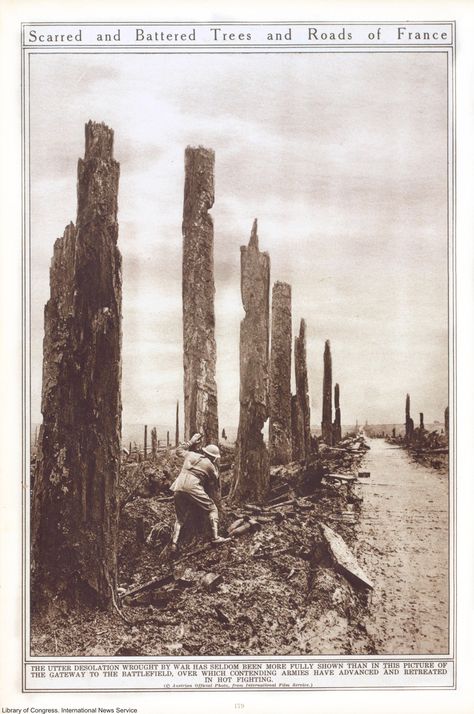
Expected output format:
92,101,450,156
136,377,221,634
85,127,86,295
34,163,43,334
170,433,230,553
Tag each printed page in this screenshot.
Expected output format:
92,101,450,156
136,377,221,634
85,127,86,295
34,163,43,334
1,1,473,713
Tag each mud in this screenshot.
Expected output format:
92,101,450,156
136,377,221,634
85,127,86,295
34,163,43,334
31,437,449,657
351,439,449,654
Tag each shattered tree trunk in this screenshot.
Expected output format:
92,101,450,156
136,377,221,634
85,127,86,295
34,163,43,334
144,425,148,458
269,282,292,465
232,220,270,502
182,147,218,444
175,400,179,447
321,339,333,445
444,406,449,439
333,382,342,443
151,427,158,460
31,121,121,608
419,412,424,430
291,395,304,460
405,393,414,444
292,319,311,460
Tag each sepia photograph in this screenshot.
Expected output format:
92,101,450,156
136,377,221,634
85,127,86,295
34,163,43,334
26,40,451,667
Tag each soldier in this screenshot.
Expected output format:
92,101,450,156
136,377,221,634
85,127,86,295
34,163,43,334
170,433,230,553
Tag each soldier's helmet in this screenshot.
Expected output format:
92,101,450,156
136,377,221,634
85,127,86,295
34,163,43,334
202,444,221,460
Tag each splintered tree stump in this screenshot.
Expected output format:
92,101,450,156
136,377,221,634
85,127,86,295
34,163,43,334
232,220,270,502
151,427,158,460
321,339,333,445
31,121,121,608
182,147,218,445
292,319,311,460
269,282,292,465
175,400,179,447
333,382,342,443
405,393,414,444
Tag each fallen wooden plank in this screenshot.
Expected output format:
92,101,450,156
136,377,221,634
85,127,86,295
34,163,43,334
229,518,262,537
227,517,246,534
243,504,264,514
119,573,175,599
229,522,252,537
266,492,291,506
264,499,295,510
323,473,357,482
269,482,290,496
320,522,373,589
254,513,282,523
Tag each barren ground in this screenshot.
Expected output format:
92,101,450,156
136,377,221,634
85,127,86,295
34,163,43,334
31,438,449,657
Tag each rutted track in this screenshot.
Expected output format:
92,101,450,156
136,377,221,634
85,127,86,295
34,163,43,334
352,438,449,654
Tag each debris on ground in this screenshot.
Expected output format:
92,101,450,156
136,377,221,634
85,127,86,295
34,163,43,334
31,435,379,656
320,522,374,590
386,428,448,472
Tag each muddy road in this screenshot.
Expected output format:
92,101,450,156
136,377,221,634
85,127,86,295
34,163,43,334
354,438,449,654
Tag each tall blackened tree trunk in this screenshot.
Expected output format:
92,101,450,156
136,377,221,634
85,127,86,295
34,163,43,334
182,147,218,444
292,319,312,460
232,220,270,502
151,427,158,460
175,400,179,447
31,121,121,608
333,383,342,443
269,282,292,465
405,393,414,444
321,339,333,445
291,394,305,460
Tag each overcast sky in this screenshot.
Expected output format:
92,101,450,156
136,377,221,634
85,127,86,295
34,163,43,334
30,51,448,431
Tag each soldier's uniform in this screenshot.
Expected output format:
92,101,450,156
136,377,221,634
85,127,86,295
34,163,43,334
170,436,229,550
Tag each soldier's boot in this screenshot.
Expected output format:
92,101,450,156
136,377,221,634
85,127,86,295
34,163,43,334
171,520,182,554
209,514,231,546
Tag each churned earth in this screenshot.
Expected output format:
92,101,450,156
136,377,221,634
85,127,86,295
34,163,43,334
31,438,449,657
